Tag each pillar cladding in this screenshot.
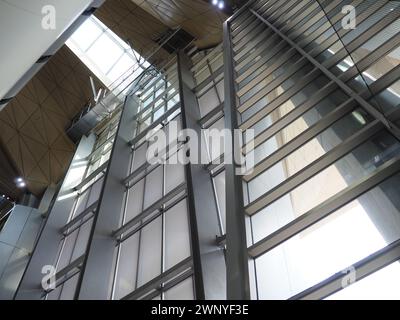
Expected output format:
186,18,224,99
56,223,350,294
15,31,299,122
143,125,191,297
77,96,139,299
177,50,227,299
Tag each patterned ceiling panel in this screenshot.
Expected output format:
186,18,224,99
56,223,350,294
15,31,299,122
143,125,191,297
129,0,226,49
0,46,103,197
95,0,172,66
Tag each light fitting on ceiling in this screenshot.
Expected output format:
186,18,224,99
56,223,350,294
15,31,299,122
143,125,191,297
15,177,26,189
211,0,224,9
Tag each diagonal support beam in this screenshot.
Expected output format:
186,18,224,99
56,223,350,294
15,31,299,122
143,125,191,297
250,8,400,141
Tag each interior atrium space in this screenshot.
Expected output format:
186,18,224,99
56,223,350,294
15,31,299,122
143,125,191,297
1,0,400,304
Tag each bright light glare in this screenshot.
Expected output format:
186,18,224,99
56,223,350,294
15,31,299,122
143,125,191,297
212,0,218,5
218,1,224,9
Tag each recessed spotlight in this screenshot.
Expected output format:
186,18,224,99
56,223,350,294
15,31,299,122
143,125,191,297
218,1,224,9
17,182,26,188
212,0,218,5
16,177,23,183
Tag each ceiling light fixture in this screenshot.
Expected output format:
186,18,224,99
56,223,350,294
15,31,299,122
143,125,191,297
212,0,218,5
17,182,26,188
218,1,225,9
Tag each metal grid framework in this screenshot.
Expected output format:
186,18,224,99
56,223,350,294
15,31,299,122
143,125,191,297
15,0,400,301
224,0,400,300
44,109,122,300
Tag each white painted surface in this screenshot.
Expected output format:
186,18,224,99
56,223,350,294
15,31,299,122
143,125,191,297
0,0,92,99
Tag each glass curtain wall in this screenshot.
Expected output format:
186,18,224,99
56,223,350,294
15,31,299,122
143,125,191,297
45,109,122,300
227,0,400,300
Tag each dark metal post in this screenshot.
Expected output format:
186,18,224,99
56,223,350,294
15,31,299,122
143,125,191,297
223,20,250,300
177,50,227,299
77,95,139,299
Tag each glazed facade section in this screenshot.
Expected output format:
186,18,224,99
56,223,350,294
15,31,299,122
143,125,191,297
14,0,400,300
225,0,400,299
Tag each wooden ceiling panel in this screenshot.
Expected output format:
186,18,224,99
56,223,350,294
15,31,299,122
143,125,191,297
0,46,102,197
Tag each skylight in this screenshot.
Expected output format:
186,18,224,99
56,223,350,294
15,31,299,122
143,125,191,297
66,16,150,95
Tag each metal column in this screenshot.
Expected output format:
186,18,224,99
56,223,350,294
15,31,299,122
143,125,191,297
223,20,251,300
177,50,227,299
77,95,139,299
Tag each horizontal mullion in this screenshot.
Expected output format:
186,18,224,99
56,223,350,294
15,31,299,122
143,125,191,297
194,65,223,93
235,38,286,82
243,81,339,153
238,58,309,112
191,45,223,74
73,161,108,191
123,257,193,300
292,237,400,300
233,22,267,54
243,98,357,182
129,102,181,147
232,17,260,45
237,48,300,97
62,200,98,236
323,4,400,68
238,67,321,125
248,156,400,258
251,8,400,140
198,103,224,128
245,120,383,214
234,28,274,62
112,182,187,239
280,0,320,34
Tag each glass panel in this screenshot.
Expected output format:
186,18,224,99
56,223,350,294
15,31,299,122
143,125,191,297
326,261,400,300
71,218,93,261
249,109,373,196
254,172,400,300
86,33,124,74
143,166,163,209
132,143,148,172
114,232,140,299
198,87,220,117
137,216,162,286
164,199,190,270
125,178,144,222
250,130,400,242
164,277,194,300
70,18,103,51
165,163,185,194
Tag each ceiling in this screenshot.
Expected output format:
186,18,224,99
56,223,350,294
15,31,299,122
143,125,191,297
95,0,227,66
0,0,228,200
0,46,103,197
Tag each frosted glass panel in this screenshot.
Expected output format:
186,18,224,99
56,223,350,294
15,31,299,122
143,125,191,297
165,199,190,270
164,277,194,300
165,163,185,194
126,178,144,222
71,218,93,261
59,273,79,300
73,190,89,218
137,216,162,286
87,177,104,206
114,233,140,299
143,166,163,209
132,143,148,172
198,87,220,117
57,229,79,271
